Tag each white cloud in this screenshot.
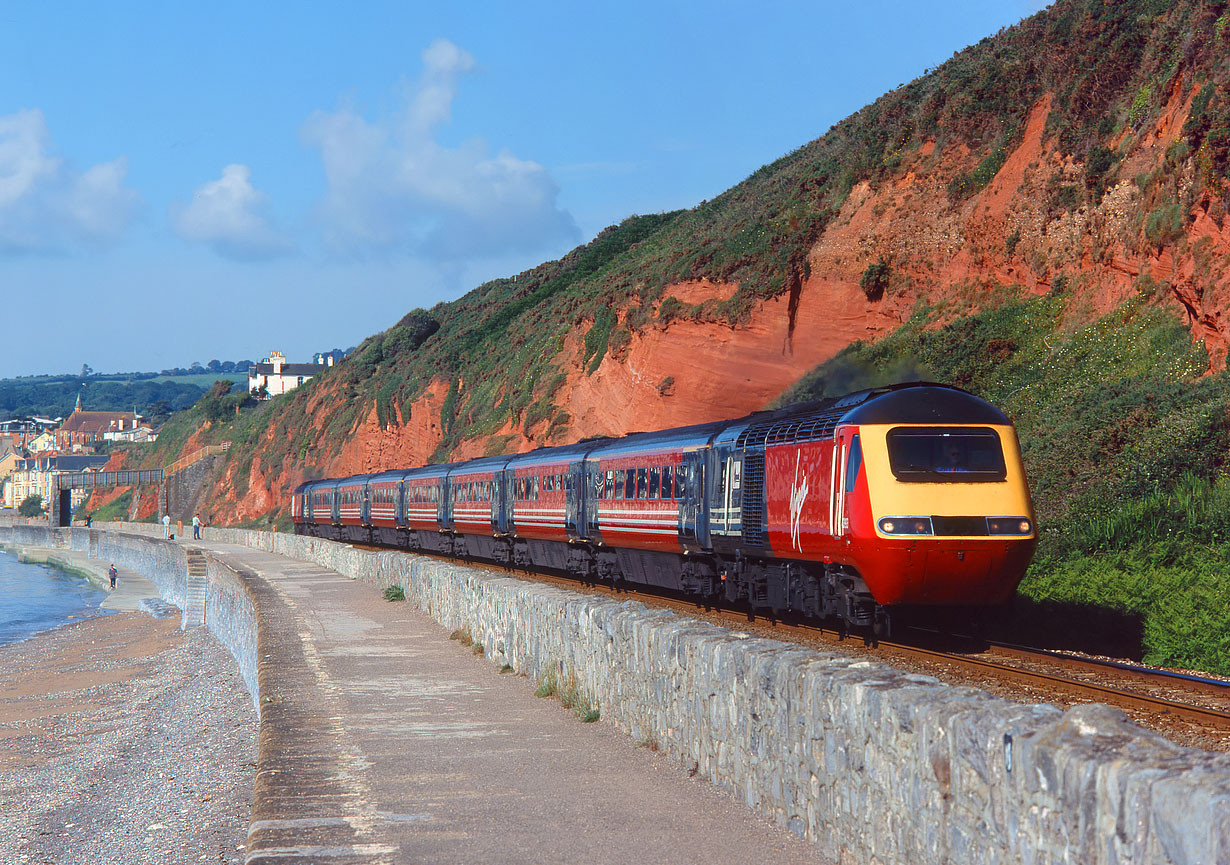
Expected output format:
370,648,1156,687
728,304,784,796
303,38,580,261
171,164,292,261
0,109,140,253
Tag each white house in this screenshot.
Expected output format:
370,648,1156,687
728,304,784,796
248,351,332,398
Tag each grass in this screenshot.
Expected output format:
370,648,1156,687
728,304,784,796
383,585,405,602
781,293,1230,674
534,663,600,722
83,490,133,523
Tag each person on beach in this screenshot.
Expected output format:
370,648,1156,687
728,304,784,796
162,513,171,539
108,563,117,590
193,513,201,540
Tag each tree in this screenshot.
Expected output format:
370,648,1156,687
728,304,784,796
18,494,43,517
206,359,222,372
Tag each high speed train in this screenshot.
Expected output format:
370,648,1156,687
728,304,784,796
292,382,1037,634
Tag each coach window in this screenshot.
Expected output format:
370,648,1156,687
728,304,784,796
636,467,648,499
648,466,660,499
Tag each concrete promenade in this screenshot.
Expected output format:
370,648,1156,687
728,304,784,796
194,539,823,865
5,543,162,614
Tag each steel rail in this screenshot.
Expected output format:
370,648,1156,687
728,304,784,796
869,638,1230,729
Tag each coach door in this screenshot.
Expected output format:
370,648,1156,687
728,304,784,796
565,460,585,541
679,451,706,550
438,476,453,531
497,468,513,535
830,430,862,539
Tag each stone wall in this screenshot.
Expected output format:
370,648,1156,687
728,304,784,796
163,454,222,523
15,521,1230,863
0,524,260,708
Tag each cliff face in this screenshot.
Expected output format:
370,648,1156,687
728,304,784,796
137,0,1230,527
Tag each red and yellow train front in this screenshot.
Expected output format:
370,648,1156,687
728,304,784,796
765,423,1035,606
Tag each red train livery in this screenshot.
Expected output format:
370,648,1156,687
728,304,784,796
293,383,1037,632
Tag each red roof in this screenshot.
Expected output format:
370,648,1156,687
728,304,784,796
60,411,135,435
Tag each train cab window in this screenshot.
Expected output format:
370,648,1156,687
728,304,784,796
648,467,660,499
846,436,863,493
886,427,1006,482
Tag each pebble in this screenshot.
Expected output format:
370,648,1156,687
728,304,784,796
0,612,258,865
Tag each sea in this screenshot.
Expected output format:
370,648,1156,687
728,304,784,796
0,548,111,647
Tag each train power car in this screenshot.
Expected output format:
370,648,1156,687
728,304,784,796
292,383,1036,633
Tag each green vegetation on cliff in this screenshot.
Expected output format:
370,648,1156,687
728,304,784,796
781,292,1230,673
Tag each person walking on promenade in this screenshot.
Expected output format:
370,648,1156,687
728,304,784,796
162,513,171,539
193,513,201,540
108,563,117,590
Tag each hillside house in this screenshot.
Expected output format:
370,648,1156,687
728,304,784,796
248,350,331,398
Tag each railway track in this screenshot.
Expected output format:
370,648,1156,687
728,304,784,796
872,636,1230,731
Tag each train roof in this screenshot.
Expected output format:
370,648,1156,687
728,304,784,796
296,382,1007,490
841,383,1010,426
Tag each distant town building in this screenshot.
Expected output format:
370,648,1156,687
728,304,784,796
27,431,57,453
0,443,18,507
3,454,107,510
56,408,145,452
248,350,329,398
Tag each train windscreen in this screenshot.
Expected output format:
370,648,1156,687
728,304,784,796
885,427,1006,482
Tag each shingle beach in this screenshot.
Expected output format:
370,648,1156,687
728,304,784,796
0,611,257,864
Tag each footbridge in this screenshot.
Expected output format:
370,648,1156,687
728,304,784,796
52,469,163,527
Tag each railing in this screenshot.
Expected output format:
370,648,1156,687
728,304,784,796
165,441,232,476
56,468,164,490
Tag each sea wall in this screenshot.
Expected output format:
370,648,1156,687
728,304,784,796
0,524,260,707
11,520,1230,864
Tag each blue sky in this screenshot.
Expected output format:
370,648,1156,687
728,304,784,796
0,0,1047,378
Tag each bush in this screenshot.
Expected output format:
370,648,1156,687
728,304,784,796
779,293,1230,672
1143,202,1185,250
860,259,890,301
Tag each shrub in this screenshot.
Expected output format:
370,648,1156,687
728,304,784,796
1143,202,1185,249
1005,229,1021,256
18,495,43,517
860,259,890,301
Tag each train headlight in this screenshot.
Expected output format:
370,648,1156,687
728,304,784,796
987,517,1033,536
878,517,933,535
